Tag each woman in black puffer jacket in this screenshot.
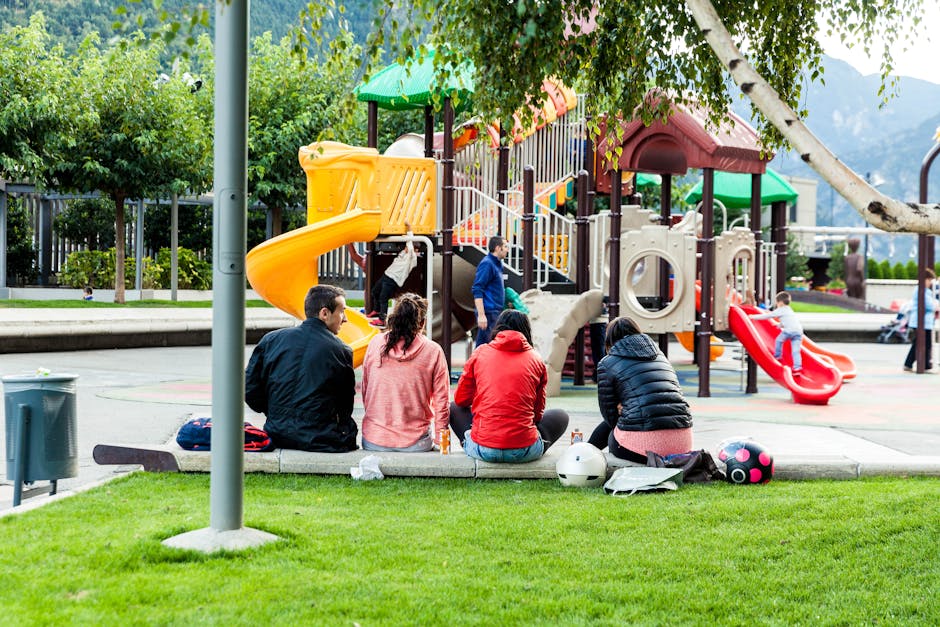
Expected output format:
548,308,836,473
588,316,693,462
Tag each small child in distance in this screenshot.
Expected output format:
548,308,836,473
749,290,804,374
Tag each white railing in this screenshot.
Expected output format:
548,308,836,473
506,102,586,191
452,185,559,288
445,97,587,287
759,240,778,306
589,211,611,292
504,189,575,280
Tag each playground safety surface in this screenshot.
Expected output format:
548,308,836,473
1,310,938,513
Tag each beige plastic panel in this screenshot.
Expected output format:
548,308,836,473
713,227,756,331
619,226,697,334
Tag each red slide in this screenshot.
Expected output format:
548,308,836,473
728,304,843,405
800,335,857,381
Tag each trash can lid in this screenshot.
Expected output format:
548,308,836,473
2,373,79,383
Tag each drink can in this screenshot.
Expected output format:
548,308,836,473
571,429,583,444
440,429,450,455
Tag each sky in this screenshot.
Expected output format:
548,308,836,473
818,4,940,85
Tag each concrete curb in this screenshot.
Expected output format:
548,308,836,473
0,315,297,353
92,443,940,481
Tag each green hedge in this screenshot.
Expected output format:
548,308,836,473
153,248,212,290
60,247,210,290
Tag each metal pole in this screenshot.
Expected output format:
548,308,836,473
38,197,52,286
441,97,455,370
916,143,940,373
171,193,179,301
574,170,590,386
583,114,594,188
423,105,434,158
497,125,509,234
209,0,249,532
522,166,535,291
771,201,788,295
916,234,928,373
697,168,715,397
608,169,622,320
0,187,7,290
747,173,762,393
135,199,144,292
367,101,378,148
658,173,672,356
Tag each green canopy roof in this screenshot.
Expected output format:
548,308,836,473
356,49,475,112
684,168,798,209
634,173,662,189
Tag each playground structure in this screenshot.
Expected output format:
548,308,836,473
244,59,858,404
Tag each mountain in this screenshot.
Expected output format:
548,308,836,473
6,8,939,259
0,1,378,54
733,56,940,262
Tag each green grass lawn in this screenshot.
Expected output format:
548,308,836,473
790,302,858,314
1,474,937,624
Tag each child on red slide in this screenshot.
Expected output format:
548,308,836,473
749,291,804,374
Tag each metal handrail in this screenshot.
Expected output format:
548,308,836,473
504,189,575,281
452,185,558,288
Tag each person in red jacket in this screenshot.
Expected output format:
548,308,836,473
450,309,569,463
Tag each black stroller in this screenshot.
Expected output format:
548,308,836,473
877,302,912,344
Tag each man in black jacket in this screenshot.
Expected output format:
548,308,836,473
245,284,358,452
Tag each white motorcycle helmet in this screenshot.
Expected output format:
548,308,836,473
556,442,608,487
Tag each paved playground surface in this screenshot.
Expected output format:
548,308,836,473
1,313,938,513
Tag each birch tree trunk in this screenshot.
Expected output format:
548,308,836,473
686,0,940,234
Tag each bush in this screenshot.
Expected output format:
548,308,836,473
828,241,845,285
905,260,919,280
60,249,159,289
53,198,116,251
61,247,211,290
868,258,882,279
879,259,893,279
153,248,212,290
5,197,37,286
785,233,808,282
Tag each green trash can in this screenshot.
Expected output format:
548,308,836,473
3,373,79,506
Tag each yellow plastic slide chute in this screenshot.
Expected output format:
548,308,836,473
246,208,382,366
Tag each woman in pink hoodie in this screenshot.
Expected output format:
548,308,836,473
361,293,451,452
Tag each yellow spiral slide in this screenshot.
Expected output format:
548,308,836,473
246,141,438,367
245,208,382,366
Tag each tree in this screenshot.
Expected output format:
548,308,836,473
144,201,212,254
244,29,361,240
686,0,938,234
0,13,78,182
4,197,37,286
184,27,363,247
827,240,845,286
54,198,117,251
785,232,808,284
359,0,935,233
120,0,935,236
48,34,212,302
